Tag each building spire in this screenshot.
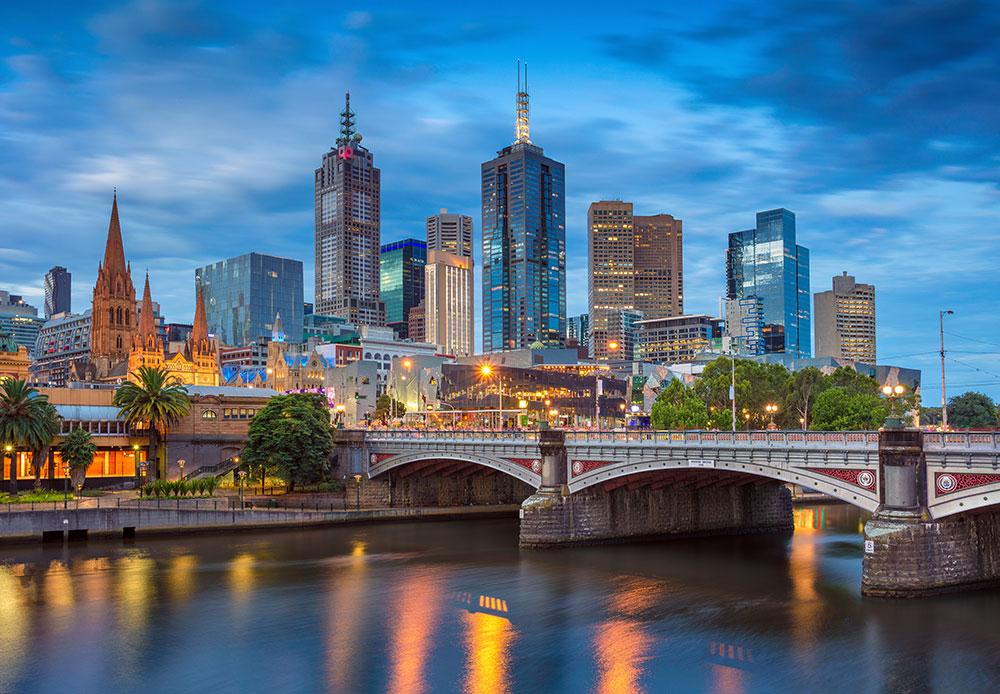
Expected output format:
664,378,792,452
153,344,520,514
102,190,128,273
515,60,531,145
272,311,285,343
137,272,157,347
338,91,358,146
191,283,209,347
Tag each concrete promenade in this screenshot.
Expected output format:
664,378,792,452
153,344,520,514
0,500,519,542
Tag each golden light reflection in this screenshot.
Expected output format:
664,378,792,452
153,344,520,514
0,565,29,688
42,560,74,632
790,509,822,665
326,537,369,691
116,555,154,638
228,553,255,604
387,569,444,694
463,611,515,694
168,555,198,601
594,619,653,694
709,663,747,694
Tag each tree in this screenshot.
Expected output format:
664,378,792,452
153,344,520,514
113,366,191,479
242,394,333,491
61,428,98,489
694,357,791,429
947,392,999,429
29,401,60,489
0,379,61,495
784,367,827,429
651,379,709,430
374,394,405,424
810,388,888,431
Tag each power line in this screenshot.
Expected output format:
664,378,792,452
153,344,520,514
945,331,1000,350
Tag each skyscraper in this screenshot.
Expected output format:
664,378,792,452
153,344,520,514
90,192,137,365
314,93,384,326
379,238,426,338
587,202,683,359
196,253,304,347
726,208,810,358
427,209,473,258
44,266,71,318
567,314,589,346
482,63,566,351
425,249,474,356
814,272,876,363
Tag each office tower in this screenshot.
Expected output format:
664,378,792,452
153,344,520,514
314,92,384,326
638,314,723,364
380,238,427,339
425,250,474,356
567,314,589,346
482,63,566,351
633,214,683,319
724,297,764,356
90,192,137,364
587,202,684,360
427,209,473,258
44,266,71,318
196,253,304,346
0,292,43,356
814,272,876,363
726,208,810,358
407,303,426,344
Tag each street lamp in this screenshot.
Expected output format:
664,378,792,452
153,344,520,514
335,403,346,428
63,463,70,509
352,473,363,511
177,458,186,481
3,444,11,495
882,384,908,429
764,404,779,429
479,362,503,429
238,469,247,509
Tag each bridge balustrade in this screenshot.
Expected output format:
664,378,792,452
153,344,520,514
923,432,1000,450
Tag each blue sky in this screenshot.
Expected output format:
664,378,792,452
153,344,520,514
1,0,998,401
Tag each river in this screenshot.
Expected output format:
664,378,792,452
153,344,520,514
1,504,998,693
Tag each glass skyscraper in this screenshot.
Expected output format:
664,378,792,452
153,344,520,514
726,208,811,358
379,238,426,339
481,64,566,351
196,253,304,347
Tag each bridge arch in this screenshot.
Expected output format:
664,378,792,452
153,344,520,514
368,451,543,489
567,456,879,512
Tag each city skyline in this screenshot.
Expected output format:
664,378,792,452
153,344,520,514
1,2,998,398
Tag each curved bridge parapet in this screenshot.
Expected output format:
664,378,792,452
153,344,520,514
924,432,1000,518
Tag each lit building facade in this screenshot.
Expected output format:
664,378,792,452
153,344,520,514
814,272,876,363
638,314,724,364
0,332,29,382
726,208,810,358
634,213,683,319
314,93,384,326
196,252,303,347
31,311,91,386
567,314,590,346
44,266,71,318
425,250,474,357
482,66,566,351
380,238,426,338
427,209,473,258
0,291,43,356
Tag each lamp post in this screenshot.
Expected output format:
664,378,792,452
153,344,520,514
238,469,247,510
63,462,70,509
352,473,362,511
3,444,11,495
939,309,954,430
480,362,503,429
618,402,626,428
335,403,346,428
177,458,186,481
882,384,908,429
764,404,779,430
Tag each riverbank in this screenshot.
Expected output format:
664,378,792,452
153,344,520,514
0,503,520,544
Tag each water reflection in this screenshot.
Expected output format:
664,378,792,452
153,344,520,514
593,578,659,694
386,568,444,694
167,554,198,602
463,611,515,694
0,565,29,690
325,539,368,691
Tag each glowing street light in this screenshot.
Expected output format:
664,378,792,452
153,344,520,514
764,403,779,429
882,384,908,429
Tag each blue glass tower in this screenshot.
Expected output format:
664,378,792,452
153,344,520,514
481,63,566,351
196,253,304,346
726,208,810,357
379,238,426,338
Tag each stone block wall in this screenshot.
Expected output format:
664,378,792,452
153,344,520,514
519,481,793,548
862,509,1000,597
355,472,533,509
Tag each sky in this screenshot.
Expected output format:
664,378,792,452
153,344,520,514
1,0,998,402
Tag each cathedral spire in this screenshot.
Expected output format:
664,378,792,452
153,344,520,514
272,311,285,343
102,190,128,273
138,273,156,343
191,283,209,347
514,60,531,145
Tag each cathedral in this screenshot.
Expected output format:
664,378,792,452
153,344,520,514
79,193,220,386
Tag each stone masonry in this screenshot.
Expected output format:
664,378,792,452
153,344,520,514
353,472,534,509
519,480,793,548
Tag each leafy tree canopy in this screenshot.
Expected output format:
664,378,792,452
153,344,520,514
242,394,333,490
811,388,888,431
947,392,998,429
651,379,709,430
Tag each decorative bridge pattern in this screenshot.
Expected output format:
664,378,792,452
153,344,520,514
361,430,1000,518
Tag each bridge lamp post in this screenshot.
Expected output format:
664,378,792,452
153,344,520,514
882,384,907,429
764,404,779,430
352,473,363,511
238,469,247,510
63,461,70,509
177,458,185,481
479,363,503,429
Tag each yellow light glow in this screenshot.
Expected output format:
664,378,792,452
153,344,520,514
479,363,493,377
403,358,413,369
518,400,528,409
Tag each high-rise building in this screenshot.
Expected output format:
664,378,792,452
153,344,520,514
314,92,384,326
427,209,473,258
90,192,137,365
43,266,71,318
380,238,426,339
425,250,474,357
407,303,426,344
724,297,764,356
814,272,876,363
587,202,683,360
196,253,304,347
482,63,566,351
567,314,589,346
638,314,723,364
31,310,91,386
726,208,810,358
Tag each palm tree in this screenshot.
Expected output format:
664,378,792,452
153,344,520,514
61,428,98,490
114,366,191,480
0,379,61,495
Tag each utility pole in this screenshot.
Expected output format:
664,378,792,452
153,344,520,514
940,309,954,429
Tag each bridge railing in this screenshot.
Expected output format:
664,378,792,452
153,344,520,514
923,432,1000,450
364,429,541,442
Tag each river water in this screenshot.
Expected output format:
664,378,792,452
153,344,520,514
1,504,999,693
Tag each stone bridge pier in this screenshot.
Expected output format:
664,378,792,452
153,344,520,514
519,430,794,547
862,429,1000,597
